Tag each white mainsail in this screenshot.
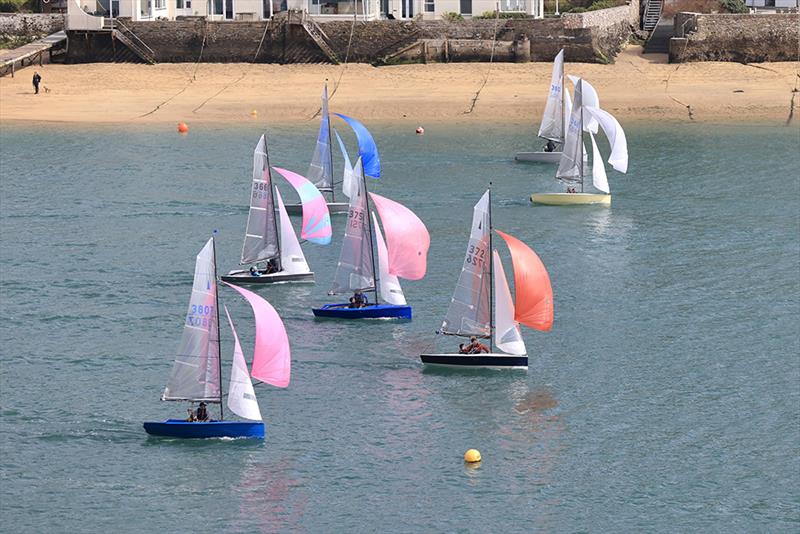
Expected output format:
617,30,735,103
440,190,491,338
274,188,311,275
583,106,628,174
492,250,526,356
223,306,263,421
334,128,357,199
372,211,406,306
568,75,600,134
307,85,333,193
556,80,585,184
163,238,221,402
538,49,565,143
589,132,610,194
241,134,280,265
329,159,375,295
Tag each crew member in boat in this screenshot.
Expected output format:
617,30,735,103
544,140,556,153
461,336,489,354
567,187,576,193
195,402,209,422
249,266,261,277
186,408,197,422
265,259,279,274
353,290,368,308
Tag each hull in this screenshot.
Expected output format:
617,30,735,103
143,419,265,439
515,151,563,163
420,353,528,370
221,269,314,284
312,303,412,319
285,202,350,215
530,193,611,206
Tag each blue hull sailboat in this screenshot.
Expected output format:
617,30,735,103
144,237,292,440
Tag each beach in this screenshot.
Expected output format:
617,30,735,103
1,46,797,126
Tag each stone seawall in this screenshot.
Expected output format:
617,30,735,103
669,12,800,63
66,0,639,65
0,13,65,37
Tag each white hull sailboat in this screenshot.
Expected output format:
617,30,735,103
420,189,554,370
531,78,628,206
223,133,331,284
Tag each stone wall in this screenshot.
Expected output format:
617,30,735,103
0,13,65,37
669,12,800,62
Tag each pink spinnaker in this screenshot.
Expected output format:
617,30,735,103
369,192,430,280
223,282,291,388
272,167,332,245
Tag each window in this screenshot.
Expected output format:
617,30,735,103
176,0,183,8
424,0,434,11
155,0,165,8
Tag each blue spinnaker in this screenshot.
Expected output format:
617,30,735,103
334,113,380,179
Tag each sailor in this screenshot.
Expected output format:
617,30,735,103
249,266,261,277
465,336,489,354
195,402,209,422
186,408,196,422
265,259,279,274
353,291,368,308
544,140,556,153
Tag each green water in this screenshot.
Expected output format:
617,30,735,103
1,122,798,532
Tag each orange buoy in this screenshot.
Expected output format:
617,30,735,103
177,122,189,134
415,126,425,135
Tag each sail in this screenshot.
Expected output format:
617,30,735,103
163,238,221,402
583,106,628,174
495,230,553,332
223,306,263,421
334,128,357,199
538,49,565,143
493,250,526,356
329,159,375,295
275,188,311,275
556,80,584,184
568,75,599,134
368,192,429,281
589,132,610,194
223,282,291,388
372,211,406,305
307,85,333,192
272,167,332,245
241,135,280,265
440,191,491,338
334,113,380,179
564,86,573,133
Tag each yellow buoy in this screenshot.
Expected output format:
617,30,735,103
464,449,481,463
250,109,258,117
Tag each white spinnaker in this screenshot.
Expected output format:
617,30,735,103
493,251,526,356
334,128,357,199
583,106,628,174
590,132,610,194
224,306,263,422
538,49,565,143
274,188,310,275
372,211,406,305
568,75,599,134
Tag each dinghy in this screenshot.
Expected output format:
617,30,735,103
312,159,429,320
144,237,291,439
222,133,330,284
531,78,628,206
286,84,349,215
421,189,553,369
516,50,573,163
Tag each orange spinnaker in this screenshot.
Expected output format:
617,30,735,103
495,230,553,332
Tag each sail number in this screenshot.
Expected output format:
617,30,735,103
252,182,271,200
187,304,215,327
348,208,365,230
465,244,486,268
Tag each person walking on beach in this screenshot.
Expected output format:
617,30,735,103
32,71,41,95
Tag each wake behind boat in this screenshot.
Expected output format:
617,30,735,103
143,237,292,440
421,189,554,370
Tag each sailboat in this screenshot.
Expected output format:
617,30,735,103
143,237,291,439
515,49,573,164
312,159,429,320
285,84,350,215
531,78,628,206
222,133,330,284
420,189,553,369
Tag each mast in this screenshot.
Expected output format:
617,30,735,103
325,82,336,203
362,168,380,305
560,61,565,145
212,235,224,421
579,80,585,193
263,129,282,271
488,184,494,352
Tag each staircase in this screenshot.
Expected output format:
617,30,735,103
642,0,663,31
104,20,157,64
643,17,673,54
300,18,340,64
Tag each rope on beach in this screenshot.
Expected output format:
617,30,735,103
464,7,501,114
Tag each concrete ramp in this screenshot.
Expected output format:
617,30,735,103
0,31,67,77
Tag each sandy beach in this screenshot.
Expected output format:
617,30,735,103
1,46,797,126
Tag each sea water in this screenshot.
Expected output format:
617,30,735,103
1,122,798,532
